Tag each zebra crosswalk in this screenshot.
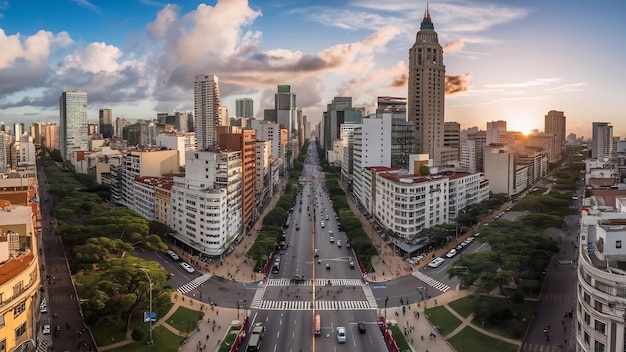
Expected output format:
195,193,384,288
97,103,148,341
255,300,374,311
250,282,267,309
362,284,378,309
36,338,51,352
177,273,213,294
520,342,567,352
411,271,450,292
266,278,363,287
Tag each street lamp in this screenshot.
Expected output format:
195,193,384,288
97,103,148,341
138,267,154,345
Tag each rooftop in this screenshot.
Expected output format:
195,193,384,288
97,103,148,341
366,166,399,173
134,173,178,190
0,204,34,227
0,251,34,287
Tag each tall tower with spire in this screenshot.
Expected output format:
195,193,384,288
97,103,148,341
408,4,446,165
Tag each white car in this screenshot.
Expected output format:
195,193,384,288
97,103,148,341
337,240,342,247
180,262,195,273
427,257,445,268
445,249,457,258
336,326,347,343
43,325,51,335
329,236,335,243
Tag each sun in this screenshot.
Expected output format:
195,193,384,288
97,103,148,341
509,116,538,135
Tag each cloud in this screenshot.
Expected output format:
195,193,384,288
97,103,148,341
147,1,402,113
443,39,465,53
485,78,561,89
445,73,473,95
73,0,100,13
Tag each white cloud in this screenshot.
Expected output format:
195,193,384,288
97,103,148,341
0,29,66,69
485,78,561,89
58,42,123,74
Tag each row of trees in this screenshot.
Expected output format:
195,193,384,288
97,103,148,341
41,151,171,332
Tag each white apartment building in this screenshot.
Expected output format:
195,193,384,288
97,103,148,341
12,134,36,168
375,171,449,239
255,140,271,206
171,150,242,256
156,132,198,167
110,149,179,206
576,196,626,352
447,172,490,219
194,74,221,150
250,120,283,160
484,145,516,196
352,115,392,209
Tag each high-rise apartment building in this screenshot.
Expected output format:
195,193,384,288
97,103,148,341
115,117,130,138
99,108,114,138
236,98,254,118
217,126,257,228
592,122,613,160
59,90,88,161
486,120,507,145
443,121,461,162
194,74,221,151
41,123,60,150
544,110,566,157
171,150,242,256
13,123,24,138
408,5,445,165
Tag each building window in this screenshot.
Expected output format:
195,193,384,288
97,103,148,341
13,301,26,318
594,320,606,334
584,292,591,305
0,339,5,352
594,340,605,352
14,323,26,340
594,300,603,313
584,332,590,346
617,240,622,248
584,312,590,325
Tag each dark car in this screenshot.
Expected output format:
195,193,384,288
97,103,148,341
358,322,366,333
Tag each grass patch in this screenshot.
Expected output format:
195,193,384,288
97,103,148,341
424,305,462,337
105,326,182,352
218,326,242,352
166,306,204,334
448,295,476,318
472,295,536,340
387,324,411,352
91,321,127,346
448,326,518,352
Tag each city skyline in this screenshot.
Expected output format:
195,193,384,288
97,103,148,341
0,0,624,138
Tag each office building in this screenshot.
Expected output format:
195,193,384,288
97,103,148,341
592,122,613,160
13,123,24,139
99,108,114,138
544,110,566,157
194,74,221,150
408,5,445,165
236,98,254,118
59,90,89,161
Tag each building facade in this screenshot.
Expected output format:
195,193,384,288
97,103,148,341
408,5,445,165
544,110,566,158
170,150,242,257
194,74,221,151
592,122,613,160
99,108,114,139
236,98,254,118
59,90,88,161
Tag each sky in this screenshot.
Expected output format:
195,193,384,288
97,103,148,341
0,0,625,139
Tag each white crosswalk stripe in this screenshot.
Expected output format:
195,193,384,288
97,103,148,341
177,273,213,294
362,284,378,309
250,282,267,309
411,271,450,292
255,300,374,311
265,278,363,287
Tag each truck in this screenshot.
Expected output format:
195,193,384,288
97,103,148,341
247,322,265,351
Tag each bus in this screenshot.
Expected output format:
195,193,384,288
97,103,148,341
313,314,321,336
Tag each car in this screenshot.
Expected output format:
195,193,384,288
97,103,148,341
474,232,480,237
291,275,306,283
328,230,333,235
456,244,463,251
427,257,445,268
296,225,300,231
348,257,355,268
321,222,325,228
326,263,331,271
43,325,51,335
336,326,347,343
346,241,351,248
445,249,457,258
329,236,334,243
337,240,342,247
166,250,180,261
180,262,195,273
314,248,319,257
358,321,367,334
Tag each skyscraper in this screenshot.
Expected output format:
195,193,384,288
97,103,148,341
544,110,566,155
59,90,88,160
591,122,613,160
236,98,254,118
99,108,114,138
408,5,445,165
194,74,221,150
